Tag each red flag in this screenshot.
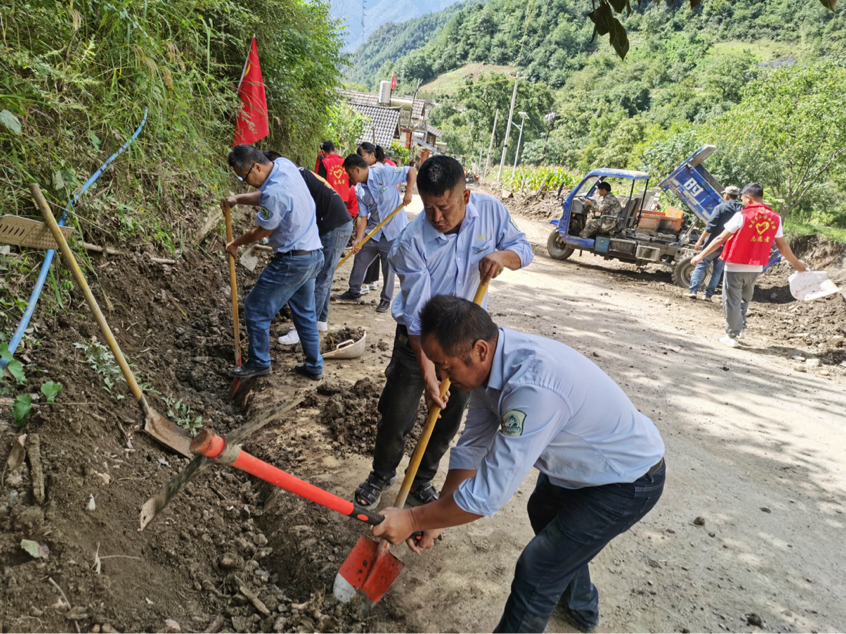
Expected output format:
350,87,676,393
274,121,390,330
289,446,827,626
233,37,269,146
391,71,397,90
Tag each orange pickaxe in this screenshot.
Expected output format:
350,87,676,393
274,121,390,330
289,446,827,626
333,281,490,604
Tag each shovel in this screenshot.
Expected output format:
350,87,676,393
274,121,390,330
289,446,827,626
334,281,490,604
223,203,243,397
335,203,406,271
32,183,192,457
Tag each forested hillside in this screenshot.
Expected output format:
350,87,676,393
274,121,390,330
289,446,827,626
331,0,464,53
351,0,846,229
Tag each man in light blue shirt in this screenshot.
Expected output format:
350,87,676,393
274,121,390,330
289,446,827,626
373,295,666,633
223,145,325,381
332,153,416,313
351,156,533,512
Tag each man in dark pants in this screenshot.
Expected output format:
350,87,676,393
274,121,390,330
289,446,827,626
332,154,416,313
352,156,533,509
686,185,743,300
222,145,324,381
373,296,666,633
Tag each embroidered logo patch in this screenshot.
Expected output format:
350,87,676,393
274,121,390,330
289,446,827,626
258,206,272,221
501,410,526,437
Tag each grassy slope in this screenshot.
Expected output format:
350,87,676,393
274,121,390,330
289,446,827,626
417,63,517,97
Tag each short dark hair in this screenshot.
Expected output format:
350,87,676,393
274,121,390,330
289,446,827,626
320,140,335,153
726,192,739,200
741,182,764,199
343,153,368,170
420,295,498,359
228,144,271,171
417,156,466,197
597,181,612,192
263,150,282,162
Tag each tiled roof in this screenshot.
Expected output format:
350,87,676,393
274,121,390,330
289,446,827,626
350,104,401,148
426,124,443,138
339,88,427,120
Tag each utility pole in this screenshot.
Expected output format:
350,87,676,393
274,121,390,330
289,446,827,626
513,111,528,170
483,109,499,183
497,74,519,183
478,147,484,176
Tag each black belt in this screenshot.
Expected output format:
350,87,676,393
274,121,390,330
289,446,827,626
272,249,318,259
646,457,664,476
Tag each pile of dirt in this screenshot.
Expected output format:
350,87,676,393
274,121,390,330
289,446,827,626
753,235,846,368
322,327,366,354
499,191,563,221
316,378,426,458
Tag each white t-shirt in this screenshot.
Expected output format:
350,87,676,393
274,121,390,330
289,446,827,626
722,211,783,273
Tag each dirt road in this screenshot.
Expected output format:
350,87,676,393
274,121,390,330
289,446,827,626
258,206,846,633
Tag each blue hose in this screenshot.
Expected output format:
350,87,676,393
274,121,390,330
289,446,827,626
1,108,149,368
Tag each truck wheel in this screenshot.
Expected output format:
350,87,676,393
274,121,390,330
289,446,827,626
547,230,575,261
672,254,711,289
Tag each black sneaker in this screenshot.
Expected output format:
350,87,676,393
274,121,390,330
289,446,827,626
293,363,323,381
230,363,271,379
333,290,363,304
376,300,390,313
555,605,598,633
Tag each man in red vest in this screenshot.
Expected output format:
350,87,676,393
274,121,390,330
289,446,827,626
316,141,359,217
692,182,807,348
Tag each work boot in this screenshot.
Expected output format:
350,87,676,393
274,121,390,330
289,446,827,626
293,363,323,381
333,290,363,304
230,363,271,379
555,605,598,633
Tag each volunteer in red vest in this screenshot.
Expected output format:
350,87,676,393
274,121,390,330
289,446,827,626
691,182,807,348
316,141,359,218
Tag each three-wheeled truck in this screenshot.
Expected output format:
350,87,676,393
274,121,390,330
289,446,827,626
546,145,778,288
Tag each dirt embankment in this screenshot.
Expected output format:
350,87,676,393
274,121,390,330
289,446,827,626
0,212,405,633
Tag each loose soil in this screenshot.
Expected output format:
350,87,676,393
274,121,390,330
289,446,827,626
321,328,365,354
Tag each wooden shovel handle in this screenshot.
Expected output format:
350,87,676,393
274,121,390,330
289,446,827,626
336,203,405,271
223,204,241,364
394,281,490,508
31,183,144,404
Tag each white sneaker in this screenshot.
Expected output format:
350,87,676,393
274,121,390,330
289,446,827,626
359,285,371,295
369,282,379,291
317,321,328,332
738,329,746,340
685,291,697,299
719,335,739,348
278,329,300,345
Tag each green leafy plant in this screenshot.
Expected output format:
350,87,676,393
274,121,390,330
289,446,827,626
40,381,62,403
74,340,125,400
0,344,26,385
163,396,203,437
12,394,32,427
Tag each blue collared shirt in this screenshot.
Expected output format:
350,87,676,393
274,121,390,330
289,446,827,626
451,328,665,517
356,164,411,242
256,158,322,253
388,193,534,336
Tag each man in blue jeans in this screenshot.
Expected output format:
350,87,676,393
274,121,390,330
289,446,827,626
373,295,666,633
687,186,743,299
222,145,324,381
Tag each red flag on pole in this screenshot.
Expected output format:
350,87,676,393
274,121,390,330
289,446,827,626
391,71,397,91
233,37,269,146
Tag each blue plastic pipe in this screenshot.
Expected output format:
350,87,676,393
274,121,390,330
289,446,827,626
2,108,149,368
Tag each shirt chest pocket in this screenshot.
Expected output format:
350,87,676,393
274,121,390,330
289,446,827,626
469,239,494,266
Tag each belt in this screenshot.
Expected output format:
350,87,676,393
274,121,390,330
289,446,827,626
272,249,318,259
646,457,664,476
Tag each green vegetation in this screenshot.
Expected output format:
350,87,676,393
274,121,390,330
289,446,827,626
74,340,126,401
417,63,516,98
163,396,203,437
1,0,345,250
491,165,578,194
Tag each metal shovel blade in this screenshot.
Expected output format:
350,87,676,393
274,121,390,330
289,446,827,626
143,407,192,458
334,536,404,604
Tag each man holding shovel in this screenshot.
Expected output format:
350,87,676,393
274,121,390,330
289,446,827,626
373,295,666,633
352,155,533,510
222,145,324,381
332,154,416,313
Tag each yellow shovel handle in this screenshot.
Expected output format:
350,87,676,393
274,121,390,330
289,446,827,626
394,281,490,508
223,205,241,364
31,183,144,404
336,203,405,271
